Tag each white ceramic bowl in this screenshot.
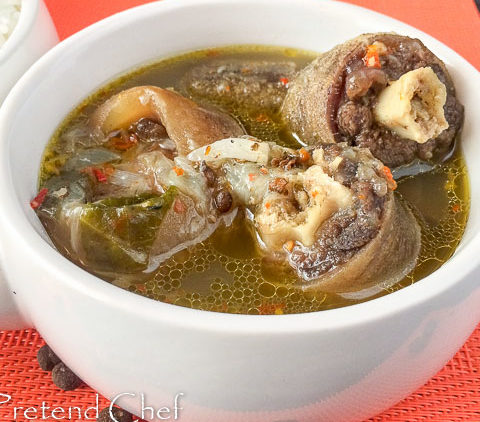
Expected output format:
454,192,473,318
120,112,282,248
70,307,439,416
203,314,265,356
0,0,58,103
0,1,479,421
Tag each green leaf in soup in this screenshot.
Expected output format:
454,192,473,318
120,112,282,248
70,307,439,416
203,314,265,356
63,148,121,172
38,171,92,219
75,187,177,273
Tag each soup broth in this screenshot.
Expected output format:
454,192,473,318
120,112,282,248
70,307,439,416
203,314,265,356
38,46,469,314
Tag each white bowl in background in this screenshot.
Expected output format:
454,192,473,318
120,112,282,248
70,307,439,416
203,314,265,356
0,1,479,421
0,0,58,103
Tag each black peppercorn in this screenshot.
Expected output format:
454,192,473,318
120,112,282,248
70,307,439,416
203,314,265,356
214,189,233,213
200,161,217,187
132,118,167,140
37,345,61,371
52,362,82,391
97,407,133,422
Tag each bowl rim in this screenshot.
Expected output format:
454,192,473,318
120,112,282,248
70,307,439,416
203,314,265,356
0,0,39,65
0,0,479,334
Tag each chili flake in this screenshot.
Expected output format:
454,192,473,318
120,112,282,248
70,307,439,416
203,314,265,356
383,166,397,190
452,204,461,213
93,168,108,183
248,173,256,181
30,188,48,210
265,202,271,209
363,44,381,68
173,166,185,176
299,148,310,163
259,167,268,175
205,145,212,156
279,77,289,87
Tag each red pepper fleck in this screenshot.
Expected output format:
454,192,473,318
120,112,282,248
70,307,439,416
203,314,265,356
265,202,271,209
30,188,48,209
93,168,108,183
299,148,310,163
173,166,185,176
205,145,212,156
383,166,397,190
383,166,393,178
259,167,268,175
248,173,256,181
452,204,461,213
279,77,289,87
363,45,381,68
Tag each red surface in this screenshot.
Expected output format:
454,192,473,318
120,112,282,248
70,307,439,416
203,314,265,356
44,0,480,70
1,1,480,421
1,328,480,421
43,0,157,41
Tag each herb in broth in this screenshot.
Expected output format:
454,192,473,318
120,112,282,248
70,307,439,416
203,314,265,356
37,46,469,314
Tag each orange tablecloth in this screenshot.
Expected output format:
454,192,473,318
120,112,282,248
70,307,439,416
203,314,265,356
45,0,480,70
1,1,479,421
